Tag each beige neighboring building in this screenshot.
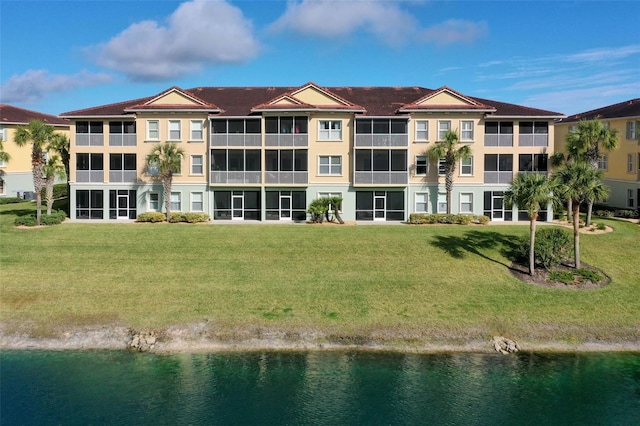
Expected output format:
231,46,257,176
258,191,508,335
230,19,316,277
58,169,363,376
555,99,640,210
0,104,70,198
60,83,563,221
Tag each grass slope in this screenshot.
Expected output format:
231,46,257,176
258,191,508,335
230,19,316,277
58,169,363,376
1,201,639,345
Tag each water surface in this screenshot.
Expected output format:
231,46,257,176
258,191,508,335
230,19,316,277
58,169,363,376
2,350,639,425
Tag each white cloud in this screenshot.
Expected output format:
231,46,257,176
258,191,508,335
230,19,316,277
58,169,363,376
269,0,418,44
93,0,259,81
270,1,488,46
0,69,112,104
421,19,488,46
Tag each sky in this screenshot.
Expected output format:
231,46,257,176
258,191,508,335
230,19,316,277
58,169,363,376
1,0,639,117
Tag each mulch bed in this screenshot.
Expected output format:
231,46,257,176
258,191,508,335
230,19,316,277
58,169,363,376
508,261,611,289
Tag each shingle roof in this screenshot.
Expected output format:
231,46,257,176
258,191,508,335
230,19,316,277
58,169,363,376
558,98,640,123
60,85,564,118
0,104,70,126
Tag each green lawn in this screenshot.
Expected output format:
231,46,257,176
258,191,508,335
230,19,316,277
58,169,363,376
1,201,639,345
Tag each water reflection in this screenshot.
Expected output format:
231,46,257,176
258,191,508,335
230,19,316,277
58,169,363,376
1,351,639,425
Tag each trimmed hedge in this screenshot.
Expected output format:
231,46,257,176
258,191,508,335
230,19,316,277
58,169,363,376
137,212,210,223
409,213,489,225
0,197,26,205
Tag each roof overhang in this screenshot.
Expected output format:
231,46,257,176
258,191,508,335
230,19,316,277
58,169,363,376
398,108,496,113
60,115,135,119
488,115,566,119
124,108,220,113
251,108,366,113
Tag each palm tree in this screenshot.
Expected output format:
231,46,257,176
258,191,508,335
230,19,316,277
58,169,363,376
504,172,557,275
564,119,619,225
42,155,66,215
48,133,71,215
553,162,609,269
0,136,10,164
14,120,56,225
145,142,185,222
427,129,472,214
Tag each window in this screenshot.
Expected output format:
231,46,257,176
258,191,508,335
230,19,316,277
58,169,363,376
108,121,136,146
460,193,473,213
149,192,159,211
461,121,474,141
519,122,548,135
191,155,204,175
484,121,514,146
76,153,104,182
438,121,451,141
265,116,308,134
437,192,447,213
75,189,104,219
518,154,548,172
438,158,447,175
266,150,308,172
319,120,342,140
0,125,7,142
628,189,636,208
170,192,181,211
190,120,203,141
415,193,428,213
191,192,204,211
415,155,428,176
318,155,342,175
318,192,343,212
415,120,428,141
460,157,473,176
626,121,640,140
147,120,159,141
76,121,103,135
168,120,181,141
212,119,261,134
355,150,407,172
628,154,636,173
211,150,261,172
484,154,513,184
597,155,608,171
109,154,136,182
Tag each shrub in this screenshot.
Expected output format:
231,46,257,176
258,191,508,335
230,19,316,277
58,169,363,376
595,210,614,218
136,212,166,223
549,269,602,285
409,213,485,225
0,197,26,205
472,215,490,225
181,212,210,223
14,215,37,226
614,209,638,219
169,212,183,223
514,227,573,270
596,222,607,231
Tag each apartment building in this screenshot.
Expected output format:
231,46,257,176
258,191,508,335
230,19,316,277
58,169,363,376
0,104,70,198
59,83,563,222
555,98,640,210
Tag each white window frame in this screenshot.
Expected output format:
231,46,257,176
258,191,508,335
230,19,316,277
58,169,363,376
0,158,5,168
415,155,428,176
460,156,473,176
415,192,428,213
147,120,159,141
318,191,343,212
318,155,342,175
170,192,181,212
597,155,608,171
0,126,7,143
149,192,160,211
460,120,474,141
191,192,204,212
168,120,181,141
438,158,447,176
460,192,473,213
628,153,636,173
191,155,204,175
626,121,639,140
190,120,203,141
438,120,451,141
437,192,447,213
318,120,342,140
415,120,428,142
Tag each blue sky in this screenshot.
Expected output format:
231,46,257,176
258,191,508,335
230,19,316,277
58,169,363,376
1,0,639,116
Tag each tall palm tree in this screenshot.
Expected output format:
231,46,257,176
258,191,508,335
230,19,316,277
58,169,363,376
427,129,472,214
564,119,619,225
553,162,609,269
145,142,185,222
42,155,66,215
48,133,71,215
14,120,56,225
504,172,558,275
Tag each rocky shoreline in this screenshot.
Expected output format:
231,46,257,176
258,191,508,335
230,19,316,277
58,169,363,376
2,326,639,354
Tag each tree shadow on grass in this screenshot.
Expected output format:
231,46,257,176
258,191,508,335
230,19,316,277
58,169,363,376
0,208,35,217
430,229,522,269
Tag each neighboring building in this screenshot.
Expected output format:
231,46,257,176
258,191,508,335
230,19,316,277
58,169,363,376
59,83,563,222
555,99,640,210
0,104,70,198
